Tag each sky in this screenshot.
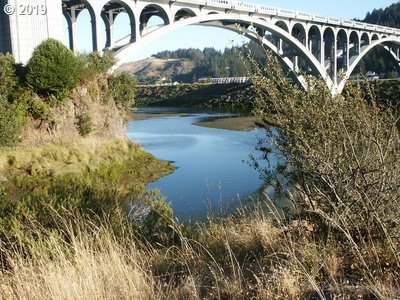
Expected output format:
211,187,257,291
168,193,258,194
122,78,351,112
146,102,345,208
64,0,397,62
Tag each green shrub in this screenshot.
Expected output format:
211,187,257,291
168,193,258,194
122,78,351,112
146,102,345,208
140,190,180,245
0,53,18,97
77,113,93,136
15,90,52,120
88,51,116,74
76,51,116,83
0,98,27,147
26,39,79,100
108,72,136,110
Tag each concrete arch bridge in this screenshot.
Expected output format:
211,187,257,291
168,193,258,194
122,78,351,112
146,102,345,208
2,0,400,94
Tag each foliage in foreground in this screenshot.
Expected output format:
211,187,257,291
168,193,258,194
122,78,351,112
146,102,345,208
249,51,400,293
1,199,399,299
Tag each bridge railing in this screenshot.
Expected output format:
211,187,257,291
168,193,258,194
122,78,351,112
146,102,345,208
257,5,277,15
177,0,207,4
312,14,327,22
327,17,340,25
277,8,296,18
234,1,256,12
296,11,312,21
208,0,232,9
341,20,354,27
179,0,399,37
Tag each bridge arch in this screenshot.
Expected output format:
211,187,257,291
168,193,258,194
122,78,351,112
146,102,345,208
308,25,322,62
63,0,101,51
337,37,400,93
291,23,307,45
361,32,370,46
101,0,136,47
323,27,336,80
139,4,170,36
349,31,359,57
113,14,333,90
337,29,348,72
173,8,197,21
274,20,289,32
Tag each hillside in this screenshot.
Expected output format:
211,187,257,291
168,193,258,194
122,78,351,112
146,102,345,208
362,1,400,28
116,57,196,84
116,43,265,84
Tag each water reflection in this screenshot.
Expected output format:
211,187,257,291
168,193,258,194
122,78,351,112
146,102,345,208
127,107,276,221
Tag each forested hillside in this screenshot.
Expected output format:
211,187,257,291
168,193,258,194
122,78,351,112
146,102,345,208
362,1,400,28
355,2,400,74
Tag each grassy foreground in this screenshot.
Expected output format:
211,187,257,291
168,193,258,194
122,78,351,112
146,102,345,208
0,201,397,299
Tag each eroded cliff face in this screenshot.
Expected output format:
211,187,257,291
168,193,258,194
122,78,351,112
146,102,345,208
20,77,127,146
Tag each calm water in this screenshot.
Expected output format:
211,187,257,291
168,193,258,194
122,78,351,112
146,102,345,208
127,107,274,221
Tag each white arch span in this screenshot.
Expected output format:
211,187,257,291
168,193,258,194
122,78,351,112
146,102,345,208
112,14,335,91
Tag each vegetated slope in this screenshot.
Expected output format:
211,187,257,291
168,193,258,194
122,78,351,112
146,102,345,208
116,43,266,84
362,1,400,28
355,2,400,74
116,57,196,84
20,76,126,146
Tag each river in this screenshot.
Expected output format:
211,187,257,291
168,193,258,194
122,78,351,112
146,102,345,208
127,107,276,222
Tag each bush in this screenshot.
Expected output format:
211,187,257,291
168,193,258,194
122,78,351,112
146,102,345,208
0,98,27,147
76,51,116,83
26,39,79,100
0,53,18,97
249,51,400,243
77,113,93,136
108,72,136,110
88,51,116,74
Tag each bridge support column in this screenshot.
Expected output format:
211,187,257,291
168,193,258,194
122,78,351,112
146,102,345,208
91,18,101,52
293,55,299,73
320,39,325,65
63,6,79,52
340,38,349,73
90,7,103,52
333,42,337,86
102,11,115,48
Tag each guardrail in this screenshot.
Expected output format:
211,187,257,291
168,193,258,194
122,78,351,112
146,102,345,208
175,0,400,37
257,5,277,15
296,11,312,21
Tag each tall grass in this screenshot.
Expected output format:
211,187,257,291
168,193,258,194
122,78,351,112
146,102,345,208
1,197,398,299
0,216,156,300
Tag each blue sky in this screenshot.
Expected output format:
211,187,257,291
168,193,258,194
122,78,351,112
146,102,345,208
64,0,397,61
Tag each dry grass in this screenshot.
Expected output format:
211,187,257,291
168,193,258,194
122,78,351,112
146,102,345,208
0,221,156,300
0,138,134,177
0,201,398,299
